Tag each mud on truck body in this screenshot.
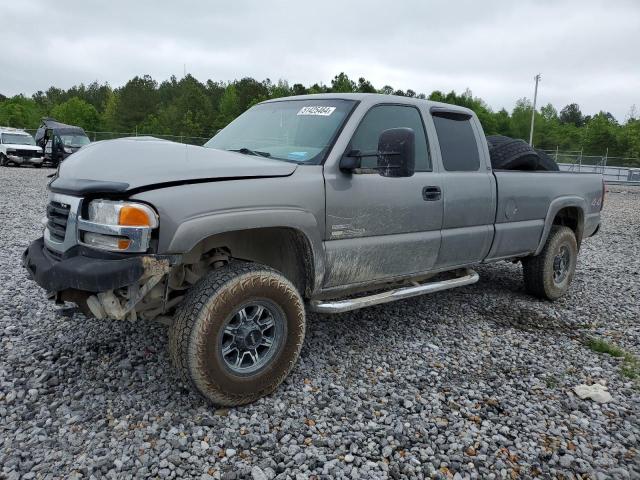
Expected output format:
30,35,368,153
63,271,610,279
22,94,604,406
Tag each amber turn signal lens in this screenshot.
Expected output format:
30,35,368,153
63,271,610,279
119,205,151,226
118,238,132,250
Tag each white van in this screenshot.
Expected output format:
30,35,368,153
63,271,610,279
0,127,44,167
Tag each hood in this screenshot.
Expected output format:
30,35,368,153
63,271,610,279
51,137,297,195
5,144,41,151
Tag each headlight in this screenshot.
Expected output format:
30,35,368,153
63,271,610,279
79,200,158,252
88,200,158,228
64,147,72,153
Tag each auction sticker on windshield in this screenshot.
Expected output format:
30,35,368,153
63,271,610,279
297,106,336,116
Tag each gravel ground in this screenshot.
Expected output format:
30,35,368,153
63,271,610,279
1,167,638,480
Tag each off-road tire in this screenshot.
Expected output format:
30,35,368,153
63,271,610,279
522,226,577,300
169,261,306,406
486,135,559,171
486,135,539,170
535,149,560,171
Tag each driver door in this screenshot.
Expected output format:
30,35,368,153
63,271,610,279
323,104,443,288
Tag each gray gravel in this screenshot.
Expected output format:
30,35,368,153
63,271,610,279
1,167,638,480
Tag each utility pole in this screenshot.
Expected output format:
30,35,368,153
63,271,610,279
529,73,541,146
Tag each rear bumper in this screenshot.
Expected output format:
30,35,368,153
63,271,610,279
22,237,145,292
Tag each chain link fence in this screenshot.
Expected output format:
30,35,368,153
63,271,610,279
542,149,640,185
21,129,211,146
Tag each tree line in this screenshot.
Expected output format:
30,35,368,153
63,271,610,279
1,72,639,165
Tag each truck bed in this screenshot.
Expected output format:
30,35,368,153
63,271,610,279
486,170,603,261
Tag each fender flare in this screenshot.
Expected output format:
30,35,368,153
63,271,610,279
534,196,586,256
166,207,325,294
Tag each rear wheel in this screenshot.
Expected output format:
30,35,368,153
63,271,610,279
169,261,306,406
522,226,578,300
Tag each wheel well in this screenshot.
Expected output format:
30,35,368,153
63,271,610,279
182,227,315,298
553,207,584,248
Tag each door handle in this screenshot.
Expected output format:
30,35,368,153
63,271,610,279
422,186,441,201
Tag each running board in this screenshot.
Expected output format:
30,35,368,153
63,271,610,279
309,269,479,314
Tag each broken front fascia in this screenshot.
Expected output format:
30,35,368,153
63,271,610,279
85,256,174,320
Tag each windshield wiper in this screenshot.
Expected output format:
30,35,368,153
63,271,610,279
228,147,271,158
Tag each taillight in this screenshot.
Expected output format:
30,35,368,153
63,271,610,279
601,180,606,211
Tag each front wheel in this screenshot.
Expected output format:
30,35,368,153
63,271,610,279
522,225,578,300
169,262,306,406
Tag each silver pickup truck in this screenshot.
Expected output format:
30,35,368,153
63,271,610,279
22,93,604,406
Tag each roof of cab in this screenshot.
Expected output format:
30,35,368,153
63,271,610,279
0,126,31,135
261,93,475,116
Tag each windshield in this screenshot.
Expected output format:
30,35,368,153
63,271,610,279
204,99,356,163
60,134,90,147
2,133,36,146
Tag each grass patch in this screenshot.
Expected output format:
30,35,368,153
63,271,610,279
586,337,640,386
586,338,625,357
545,376,559,389
621,353,640,380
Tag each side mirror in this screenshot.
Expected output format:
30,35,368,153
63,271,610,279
377,128,415,177
339,153,360,171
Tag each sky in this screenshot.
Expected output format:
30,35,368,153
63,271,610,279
2,0,639,121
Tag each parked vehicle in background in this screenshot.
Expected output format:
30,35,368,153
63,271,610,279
22,93,604,407
0,127,44,167
34,118,91,167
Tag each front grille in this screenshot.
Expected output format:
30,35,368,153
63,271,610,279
11,149,42,158
46,201,71,242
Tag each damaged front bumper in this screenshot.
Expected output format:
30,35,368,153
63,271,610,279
22,237,175,319
7,154,44,166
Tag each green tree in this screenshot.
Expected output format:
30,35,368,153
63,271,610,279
331,73,356,93
0,95,42,128
268,80,292,99
493,108,512,137
292,83,307,96
216,85,241,128
51,97,101,131
157,75,214,137
233,77,272,113
618,119,640,161
582,112,619,156
357,78,376,93
101,92,121,131
510,98,533,141
113,75,159,131
559,103,584,127
4,72,636,160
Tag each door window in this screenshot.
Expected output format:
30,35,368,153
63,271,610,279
350,105,431,171
432,113,481,171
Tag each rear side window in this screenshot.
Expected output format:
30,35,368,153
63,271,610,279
432,113,481,171
350,105,431,171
